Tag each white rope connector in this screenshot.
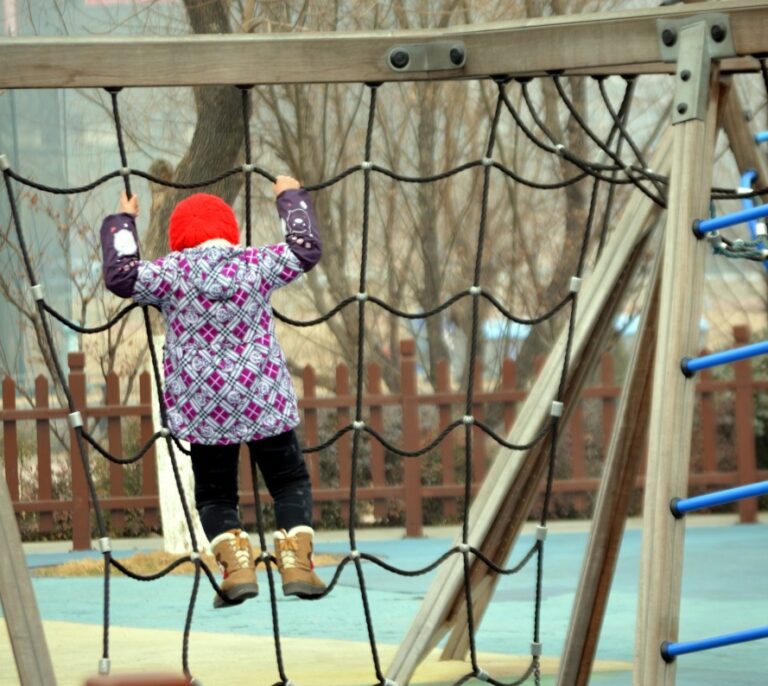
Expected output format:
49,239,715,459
383,679,399,686
119,167,131,177
762,249,768,260
458,543,470,553
550,401,564,418
535,525,548,542
468,286,482,296
0,154,9,171
361,161,373,170
644,167,654,176
98,658,110,675
531,641,543,656
31,284,44,301
756,221,767,238
158,427,171,437
349,549,361,560
462,415,474,425
188,678,204,686
356,292,368,302
68,411,83,429
353,420,365,431
481,157,494,167
476,668,491,682
555,143,565,154
189,551,201,561
258,551,272,562
97,537,112,553
569,276,582,293
241,163,254,173
737,186,753,196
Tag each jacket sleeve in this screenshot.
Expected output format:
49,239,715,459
101,213,176,306
101,213,141,298
276,188,322,272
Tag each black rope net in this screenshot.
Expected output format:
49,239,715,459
3,69,716,686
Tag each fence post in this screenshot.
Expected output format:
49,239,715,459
68,352,91,550
368,362,387,520
139,371,159,529
401,340,422,537
35,376,53,533
106,372,124,532
732,325,758,523
301,365,322,524
336,363,352,524
2,378,19,503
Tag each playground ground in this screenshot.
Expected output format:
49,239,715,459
1,514,766,686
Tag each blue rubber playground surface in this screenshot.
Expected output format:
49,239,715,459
4,517,767,685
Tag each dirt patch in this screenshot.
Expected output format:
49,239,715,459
33,549,343,577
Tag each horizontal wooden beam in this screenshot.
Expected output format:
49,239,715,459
0,1,766,88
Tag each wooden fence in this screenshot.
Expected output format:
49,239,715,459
2,326,767,549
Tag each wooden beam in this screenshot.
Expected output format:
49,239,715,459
632,58,722,686
385,130,672,686
721,79,768,196
0,470,57,686
557,234,662,686
0,1,766,88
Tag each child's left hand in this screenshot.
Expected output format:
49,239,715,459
119,191,139,216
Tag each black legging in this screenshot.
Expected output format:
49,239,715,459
190,428,313,540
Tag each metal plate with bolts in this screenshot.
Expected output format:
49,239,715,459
387,41,466,73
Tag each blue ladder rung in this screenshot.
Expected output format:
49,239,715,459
681,339,768,376
661,625,768,662
670,480,768,517
692,203,768,237
755,131,768,144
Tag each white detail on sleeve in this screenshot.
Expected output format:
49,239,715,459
113,228,138,257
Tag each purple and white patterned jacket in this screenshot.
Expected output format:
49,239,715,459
100,189,321,445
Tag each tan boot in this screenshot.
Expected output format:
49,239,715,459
273,526,327,597
210,529,258,609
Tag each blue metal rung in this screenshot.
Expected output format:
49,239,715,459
755,131,768,144
681,339,768,376
661,625,768,662
693,203,768,237
670,479,768,517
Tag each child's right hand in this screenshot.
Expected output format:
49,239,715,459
273,175,301,197
119,191,139,216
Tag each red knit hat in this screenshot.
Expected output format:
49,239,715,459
168,193,240,252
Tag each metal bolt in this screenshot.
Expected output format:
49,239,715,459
661,28,677,47
680,69,691,82
449,46,465,66
677,102,688,115
389,49,410,69
710,24,727,43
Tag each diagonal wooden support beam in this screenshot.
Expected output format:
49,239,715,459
632,58,723,686
0,469,57,686
385,130,672,686
556,232,662,686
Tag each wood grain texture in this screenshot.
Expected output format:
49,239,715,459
0,1,766,88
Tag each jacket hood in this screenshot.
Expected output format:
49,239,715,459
187,246,241,301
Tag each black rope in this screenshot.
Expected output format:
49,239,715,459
1,68,723,684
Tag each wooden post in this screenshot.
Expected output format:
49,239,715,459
732,325,758,523
633,45,722,684
336,364,352,525
3,377,19,503
0,455,58,685
386,130,672,686
68,352,91,551
401,340,423,537
557,237,662,686
301,365,322,524
437,359,457,520
138,371,158,530
35,376,53,534
106,372,124,533
368,362,388,520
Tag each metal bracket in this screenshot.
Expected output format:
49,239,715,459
657,14,735,124
387,41,466,73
